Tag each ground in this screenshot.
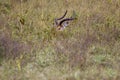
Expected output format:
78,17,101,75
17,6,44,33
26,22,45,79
0,0,120,80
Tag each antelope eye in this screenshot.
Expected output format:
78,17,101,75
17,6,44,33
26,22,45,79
66,21,69,24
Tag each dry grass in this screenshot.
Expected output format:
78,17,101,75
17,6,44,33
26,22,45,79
0,0,120,80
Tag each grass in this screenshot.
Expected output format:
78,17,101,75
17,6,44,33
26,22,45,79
0,0,120,80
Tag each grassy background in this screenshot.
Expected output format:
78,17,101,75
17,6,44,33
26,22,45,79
0,0,120,80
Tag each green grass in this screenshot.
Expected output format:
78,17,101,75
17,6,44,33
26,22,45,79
0,0,120,80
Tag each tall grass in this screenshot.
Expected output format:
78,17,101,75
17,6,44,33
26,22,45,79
0,0,120,80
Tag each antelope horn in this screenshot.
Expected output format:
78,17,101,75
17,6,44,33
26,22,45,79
54,10,68,26
59,18,75,25
56,10,67,20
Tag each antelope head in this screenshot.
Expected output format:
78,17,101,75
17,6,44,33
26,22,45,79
53,10,75,31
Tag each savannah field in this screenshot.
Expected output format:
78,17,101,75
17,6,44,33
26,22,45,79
0,0,120,80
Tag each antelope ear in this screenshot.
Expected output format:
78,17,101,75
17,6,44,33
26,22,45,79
53,18,58,27
71,10,78,19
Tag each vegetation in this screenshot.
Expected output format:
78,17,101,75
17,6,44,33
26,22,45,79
0,0,120,80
